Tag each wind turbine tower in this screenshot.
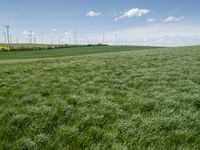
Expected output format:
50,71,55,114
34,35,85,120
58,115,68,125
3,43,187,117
3,24,10,44
28,31,33,44
103,32,105,44
74,30,77,45
115,33,118,45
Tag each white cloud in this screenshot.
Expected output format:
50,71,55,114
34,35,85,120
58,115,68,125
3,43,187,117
157,38,165,43
147,18,156,23
163,16,184,23
52,29,57,32
106,24,200,46
22,31,28,35
143,38,148,42
86,11,102,17
22,31,35,35
115,8,150,21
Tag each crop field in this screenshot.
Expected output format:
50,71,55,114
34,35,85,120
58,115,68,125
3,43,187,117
0,46,159,60
0,46,200,149
0,44,72,51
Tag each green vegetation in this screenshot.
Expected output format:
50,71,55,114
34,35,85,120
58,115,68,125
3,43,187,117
0,46,159,60
0,46,200,149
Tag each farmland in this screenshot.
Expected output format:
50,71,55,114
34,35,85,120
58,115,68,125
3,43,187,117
0,45,159,60
0,46,200,149
0,44,71,51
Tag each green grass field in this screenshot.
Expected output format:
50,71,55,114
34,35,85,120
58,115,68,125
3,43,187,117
0,46,159,60
0,46,200,149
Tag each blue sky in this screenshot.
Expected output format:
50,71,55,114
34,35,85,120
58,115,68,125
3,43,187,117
0,0,200,46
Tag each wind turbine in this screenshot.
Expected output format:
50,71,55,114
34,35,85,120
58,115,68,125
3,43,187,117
103,32,105,44
115,33,118,45
3,24,10,44
52,29,57,45
74,30,77,45
34,37,36,44
3,32,6,43
28,31,33,44
16,36,19,44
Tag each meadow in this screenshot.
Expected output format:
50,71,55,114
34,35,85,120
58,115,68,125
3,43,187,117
0,45,159,60
0,46,200,149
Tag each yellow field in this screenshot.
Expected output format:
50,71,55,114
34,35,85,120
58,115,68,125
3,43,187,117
0,45,9,50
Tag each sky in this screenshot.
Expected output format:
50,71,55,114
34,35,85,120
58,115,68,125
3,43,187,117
0,0,200,46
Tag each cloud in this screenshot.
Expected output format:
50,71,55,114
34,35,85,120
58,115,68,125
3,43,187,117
169,4,188,15
106,24,200,46
86,11,102,17
147,18,156,23
163,16,184,23
22,31,28,35
22,30,35,35
115,8,150,21
143,38,148,42
52,29,57,32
